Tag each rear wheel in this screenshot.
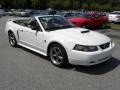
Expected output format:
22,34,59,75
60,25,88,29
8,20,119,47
48,44,68,67
8,32,17,47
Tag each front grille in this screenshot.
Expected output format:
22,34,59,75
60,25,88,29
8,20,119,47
100,42,110,50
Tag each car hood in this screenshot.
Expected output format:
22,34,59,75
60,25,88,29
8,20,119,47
48,27,111,46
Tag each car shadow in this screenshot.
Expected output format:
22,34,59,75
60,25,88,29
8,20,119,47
19,46,120,75
66,57,120,75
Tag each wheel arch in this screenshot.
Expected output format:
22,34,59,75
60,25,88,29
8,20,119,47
47,41,68,58
8,29,19,41
8,30,13,35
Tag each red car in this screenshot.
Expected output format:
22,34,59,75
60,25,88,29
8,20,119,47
67,13,108,28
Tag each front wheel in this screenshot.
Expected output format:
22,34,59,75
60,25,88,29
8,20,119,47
8,32,18,47
48,44,68,67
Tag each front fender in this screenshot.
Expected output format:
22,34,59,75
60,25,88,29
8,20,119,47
45,37,71,56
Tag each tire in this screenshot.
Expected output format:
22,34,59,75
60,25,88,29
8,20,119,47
48,44,68,67
8,32,18,47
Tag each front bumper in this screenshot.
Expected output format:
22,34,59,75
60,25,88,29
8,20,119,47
68,43,115,66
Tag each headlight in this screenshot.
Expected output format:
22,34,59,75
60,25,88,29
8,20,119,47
74,45,98,52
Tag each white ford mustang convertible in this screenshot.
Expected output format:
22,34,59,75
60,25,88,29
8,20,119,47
5,15,115,67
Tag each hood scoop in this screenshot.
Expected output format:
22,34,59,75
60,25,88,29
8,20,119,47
81,30,90,33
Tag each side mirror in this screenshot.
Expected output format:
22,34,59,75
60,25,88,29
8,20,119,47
29,20,42,31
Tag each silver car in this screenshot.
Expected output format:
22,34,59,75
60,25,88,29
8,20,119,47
108,11,120,23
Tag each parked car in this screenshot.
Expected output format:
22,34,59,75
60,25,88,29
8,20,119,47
19,11,30,17
7,10,14,16
56,12,73,18
5,15,115,67
13,9,30,17
13,9,21,16
68,13,108,28
18,10,31,17
108,11,120,23
7,9,17,16
29,10,41,16
39,10,57,15
88,13,109,28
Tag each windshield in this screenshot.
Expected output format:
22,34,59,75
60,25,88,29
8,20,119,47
39,16,74,31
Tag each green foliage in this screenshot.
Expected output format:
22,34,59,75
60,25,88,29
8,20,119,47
63,0,71,9
0,0,120,11
31,0,41,9
48,0,63,9
90,3,100,10
82,3,89,9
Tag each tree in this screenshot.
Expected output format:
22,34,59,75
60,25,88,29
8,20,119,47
102,4,111,11
82,3,89,9
31,0,41,9
63,0,71,9
90,3,100,11
73,0,80,9
0,0,120,11
12,0,26,9
48,0,64,9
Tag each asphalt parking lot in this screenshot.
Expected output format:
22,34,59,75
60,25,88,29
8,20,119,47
0,16,120,90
